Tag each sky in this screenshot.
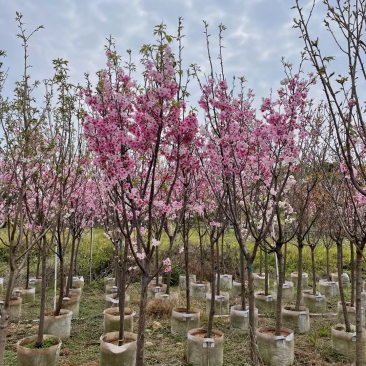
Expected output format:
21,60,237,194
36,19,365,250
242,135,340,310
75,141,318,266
0,0,343,112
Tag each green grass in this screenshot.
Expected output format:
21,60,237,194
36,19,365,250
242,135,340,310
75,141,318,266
25,337,58,349
0,227,355,283
0,226,360,365
2,281,357,365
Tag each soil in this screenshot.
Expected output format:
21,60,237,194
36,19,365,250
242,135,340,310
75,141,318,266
108,338,136,346
174,307,198,314
105,308,133,316
45,309,69,317
190,329,222,339
284,306,307,312
333,325,355,333
260,328,291,337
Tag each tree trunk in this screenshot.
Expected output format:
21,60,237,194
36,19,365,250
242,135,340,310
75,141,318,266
36,249,41,278
25,251,30,290
155,246,159,287
264,250,269,296
216,238,220,296
73,237,81,276
240,250,246,311
221,232,225,274
54,253,64,317
275,248,284,336
247,258,258,365
199,232,204,283
185,239,190,313
135,275,149,366
350,240,355,307
311,246,316,296
35,237,48,347
66,235,76,297
166,271,171,295
206,238,216,338
118,238,129,346
326,246,330,281
295,244,303,311
114,243,119,288
259,248,263,276
337,242,351,332
355,245,364,366
283,243,287,281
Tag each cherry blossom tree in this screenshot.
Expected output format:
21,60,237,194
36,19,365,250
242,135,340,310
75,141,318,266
82,22,198,364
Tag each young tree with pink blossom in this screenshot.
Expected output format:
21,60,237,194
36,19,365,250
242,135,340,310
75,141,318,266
83,22,198,364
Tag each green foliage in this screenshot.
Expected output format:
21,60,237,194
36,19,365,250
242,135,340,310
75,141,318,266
25,338,57,349
318,325,331,338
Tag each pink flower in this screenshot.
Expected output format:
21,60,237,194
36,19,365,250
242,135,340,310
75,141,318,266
164,266,171,273
348,99,356,108
152,238,160,247
163,257,171,266
137,252,146,260
178,246,184,254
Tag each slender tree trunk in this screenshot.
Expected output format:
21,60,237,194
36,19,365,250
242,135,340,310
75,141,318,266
25,251,30,290
240,250,246,310
275,248,284,336
166,271,171,295
206,238,216,338
311,246,316,296
73,237,81,276
35,237,48,347
264,250,269,296
199,234,204,283
36,249,41,278
350,240,355,307
295,244,303,311
247,258,258,365
135,275,149,366
355,244,364,366
66,235,76,297
118,238,129,346
155,247,159,287
216,238,220,296
54,253,64,317
337,242,351,332
326,246,330,281
221,232,225,274
283,243,287,281
114,243,119,288
259,248,263,276
185,239,190,313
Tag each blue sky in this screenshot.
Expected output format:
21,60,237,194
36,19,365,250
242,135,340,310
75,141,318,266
0,0,339,110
